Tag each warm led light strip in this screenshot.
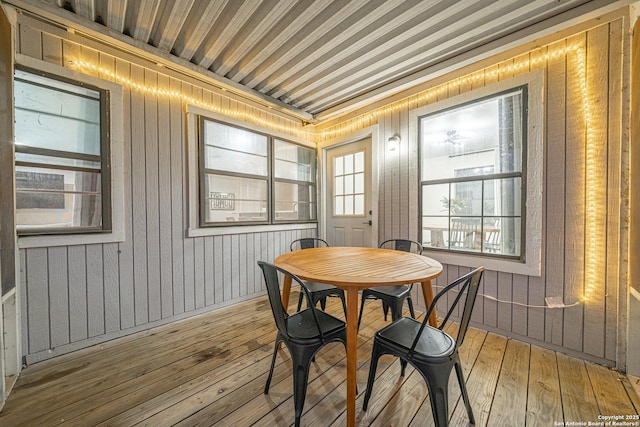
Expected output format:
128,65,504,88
318,45,582,138
575,47,599,303
69,60,315,140
318,44,600,303
71,44,601,303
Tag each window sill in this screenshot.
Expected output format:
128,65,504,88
187,222,317,237
423,249,541,277
18,229,125,249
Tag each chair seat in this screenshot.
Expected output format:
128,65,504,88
377,317,455,358
364,285,411,298
287,308,346,341
303,281,340,293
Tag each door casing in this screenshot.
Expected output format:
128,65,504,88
318,126,380,248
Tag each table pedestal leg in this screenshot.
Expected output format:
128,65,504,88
281,275,292,310
421,279,438,327
346,287,358,427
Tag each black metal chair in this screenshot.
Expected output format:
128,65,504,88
357,239,423,329
258,261,347,427
290,238,347,316
362,267,484,427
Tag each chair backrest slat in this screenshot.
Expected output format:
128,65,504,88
409,267,484,353
291,238,329,251
258,261,289,334
379,239,423,255
258,261,325,340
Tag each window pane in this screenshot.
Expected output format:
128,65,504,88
14,70,109,235
422,216,449,249
14,74,101,155
16,152,101,170
484,217,521,256
419,86,526,259
483,177,521,216
274,181,316,221
274,159,313,181
16,167,102,230
451,180,483,216
205,146,267,176
422,183,449,216
274,140,316,182
203,174,267,223
449,217,482,252
421,89,523,181
203,120,267,155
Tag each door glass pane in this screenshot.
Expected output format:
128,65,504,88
333,151,366,217
344,174,353,194
335,196,344,215
354,151,364,172
354,173,364,193
344,154,353,174
344,195,353,215
354,194,364,215
335,157,343,175
335,176,344,195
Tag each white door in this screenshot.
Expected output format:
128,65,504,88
325,138,373,247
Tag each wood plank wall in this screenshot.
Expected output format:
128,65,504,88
317,19,627,366
14,17,316,364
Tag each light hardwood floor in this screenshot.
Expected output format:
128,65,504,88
1,291,638,426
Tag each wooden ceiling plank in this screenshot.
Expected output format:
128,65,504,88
238,0,372,88
128,0,161,43
267,0,464,100
214,0,300,77
173,0,229,60
72,0,95,21
226,0,333,83
151,0,195,51
194,0,264,69
101,0,127,33
292,0,569,110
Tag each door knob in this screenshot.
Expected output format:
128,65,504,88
362,220,372,226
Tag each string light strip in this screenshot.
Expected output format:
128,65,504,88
71,43,600,303
69,60,315,140
317,45,582,138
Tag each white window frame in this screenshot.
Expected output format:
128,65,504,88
410,70,543,276
16,55,125,249
186,105,317,237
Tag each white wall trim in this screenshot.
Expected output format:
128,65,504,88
410,69,544,276
317,125,380,247
15,54,125,249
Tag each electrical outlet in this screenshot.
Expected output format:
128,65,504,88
545,296,565,308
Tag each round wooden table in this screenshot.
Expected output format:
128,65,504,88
275,246,443,427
